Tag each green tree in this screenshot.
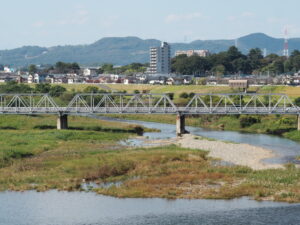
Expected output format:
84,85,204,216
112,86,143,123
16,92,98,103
28,64,37,74
0,81,33,93
212,64,226,76
101,64,114,73
227,46,243,61
35,83,51,93
83,86,99,93
248,48,263,71
55,62,80,73
49,85,66,97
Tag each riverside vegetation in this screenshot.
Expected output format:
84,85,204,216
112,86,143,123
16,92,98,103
0,115,300,203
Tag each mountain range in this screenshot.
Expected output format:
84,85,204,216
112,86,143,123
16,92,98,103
1,33,300,67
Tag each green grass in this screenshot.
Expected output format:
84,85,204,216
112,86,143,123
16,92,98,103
55,83,300,98
0,115,145,169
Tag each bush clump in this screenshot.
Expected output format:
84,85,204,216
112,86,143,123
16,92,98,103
239,115,261,128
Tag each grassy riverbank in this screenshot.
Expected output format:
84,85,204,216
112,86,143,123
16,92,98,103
56,84,300,98
0,115,142,190
0,115,300,203
105,114,300,142
95,145,300,203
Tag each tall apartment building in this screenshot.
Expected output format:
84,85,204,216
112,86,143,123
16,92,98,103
175,49,210,57
149,42,171,74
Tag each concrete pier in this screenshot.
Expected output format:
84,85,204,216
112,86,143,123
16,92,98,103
176,114,189,136
57,114,68,130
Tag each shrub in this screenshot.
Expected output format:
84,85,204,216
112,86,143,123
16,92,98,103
179,92,189,99
279,117,295,125
294,97,300,106
0,81,33,93
132,126,144,136
83,86,99,93
60,93,76,102
166,92,174,100
35,83,51,93
189,92,195,98
85,159,136,180
239,115,261,128
49,85,66,97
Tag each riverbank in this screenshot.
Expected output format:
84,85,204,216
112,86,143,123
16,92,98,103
142,134,283,170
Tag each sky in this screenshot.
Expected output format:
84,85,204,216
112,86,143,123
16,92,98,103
0,0,300,50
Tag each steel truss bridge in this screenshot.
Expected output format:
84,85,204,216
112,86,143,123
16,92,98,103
0,93,299,115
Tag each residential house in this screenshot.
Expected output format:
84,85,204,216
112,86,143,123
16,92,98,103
166,77,184,85
83,68,98,76
148,76,166,85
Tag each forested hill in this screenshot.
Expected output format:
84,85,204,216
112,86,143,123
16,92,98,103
1,33,300,67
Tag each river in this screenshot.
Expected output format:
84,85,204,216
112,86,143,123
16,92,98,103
1,116,300,225
1,191,299,225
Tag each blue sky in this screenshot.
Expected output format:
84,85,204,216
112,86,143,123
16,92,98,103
1,0,299,49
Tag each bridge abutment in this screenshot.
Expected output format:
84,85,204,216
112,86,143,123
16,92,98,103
57,114,68,130
176,114,189,136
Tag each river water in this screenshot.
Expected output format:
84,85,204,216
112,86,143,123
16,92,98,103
0,191,299,225
1,116,300,225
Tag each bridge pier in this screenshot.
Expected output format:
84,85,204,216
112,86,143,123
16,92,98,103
176,114,189,136
57,114,68,130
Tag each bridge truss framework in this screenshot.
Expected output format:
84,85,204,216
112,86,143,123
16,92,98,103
0,93,299,115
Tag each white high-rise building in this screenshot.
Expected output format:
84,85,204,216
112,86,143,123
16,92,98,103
149,42,171,74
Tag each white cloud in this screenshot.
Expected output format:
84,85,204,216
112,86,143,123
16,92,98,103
165,12,203,23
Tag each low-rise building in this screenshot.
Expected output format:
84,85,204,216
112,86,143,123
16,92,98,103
175,50,211,57
166,77,184,85
229,80,249,90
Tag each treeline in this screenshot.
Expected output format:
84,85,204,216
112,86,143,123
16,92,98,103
25,62,148,75
26,62,81,74
0,82,66,97
171,46,300,76
99,63,148,75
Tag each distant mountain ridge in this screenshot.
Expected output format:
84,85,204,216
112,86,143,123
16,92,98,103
1,33,300,67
